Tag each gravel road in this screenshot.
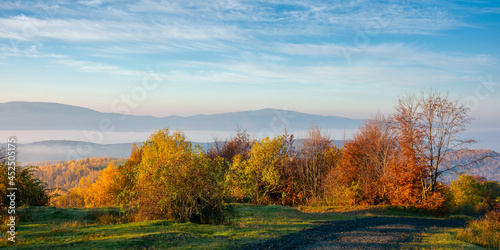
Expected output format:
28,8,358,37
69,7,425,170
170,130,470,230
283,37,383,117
240,216,466,249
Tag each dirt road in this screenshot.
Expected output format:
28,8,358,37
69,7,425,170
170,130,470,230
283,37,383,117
240,216,466,249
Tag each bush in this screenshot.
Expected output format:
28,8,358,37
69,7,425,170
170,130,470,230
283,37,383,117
450,174,500,215
0,163,49,208
133,129,231,224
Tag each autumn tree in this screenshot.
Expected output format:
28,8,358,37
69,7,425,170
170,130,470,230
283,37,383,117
390,95,427,206
133,128,229,224
394,91,482,200
418,91,476,192
84,162,121,207
243,133,295,204
334,114,396,205
115,143,142,205
206,128,252,162
298,126,341,202
0,165,49,208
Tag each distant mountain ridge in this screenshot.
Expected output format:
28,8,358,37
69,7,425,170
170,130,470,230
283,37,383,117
0,101,361,132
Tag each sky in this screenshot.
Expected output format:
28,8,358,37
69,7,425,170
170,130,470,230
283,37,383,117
0,0,499,123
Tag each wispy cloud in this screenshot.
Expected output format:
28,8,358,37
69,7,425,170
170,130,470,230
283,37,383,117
0,43,64,59
1,0,498,105
0,0,476,44
0,15,241,43
53,59,142,76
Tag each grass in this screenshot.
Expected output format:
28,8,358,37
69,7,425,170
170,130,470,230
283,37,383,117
401,210,500,249
401,227,484,249
298,204,436,218
2,204,493,249
0,204,355,249
455,210,500,249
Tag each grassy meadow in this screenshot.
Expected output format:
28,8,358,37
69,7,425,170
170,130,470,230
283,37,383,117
1,204,353,249
1,204,486,249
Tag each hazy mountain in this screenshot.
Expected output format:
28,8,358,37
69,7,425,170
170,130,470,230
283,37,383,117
440,149,500,183
0,102,361,132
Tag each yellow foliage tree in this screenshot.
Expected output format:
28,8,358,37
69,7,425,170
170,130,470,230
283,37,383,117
245,135,293,204
51,163,120,208
85,162,121,207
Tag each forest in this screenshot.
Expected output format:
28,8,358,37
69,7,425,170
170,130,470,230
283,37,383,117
33,157,120,191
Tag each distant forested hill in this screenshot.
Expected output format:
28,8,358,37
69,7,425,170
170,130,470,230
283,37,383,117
440,149,500,183
465,150,500,181
33,157,125,191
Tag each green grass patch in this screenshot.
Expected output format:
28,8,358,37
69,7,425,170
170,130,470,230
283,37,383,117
381,205,435,218
401,227,484,249
0,204,355,249
298,204,436,218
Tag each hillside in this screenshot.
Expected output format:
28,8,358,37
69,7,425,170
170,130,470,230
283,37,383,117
440,149,500,183
458,150,500,182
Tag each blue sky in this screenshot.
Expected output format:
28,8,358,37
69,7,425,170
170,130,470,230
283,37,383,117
1,0,499,124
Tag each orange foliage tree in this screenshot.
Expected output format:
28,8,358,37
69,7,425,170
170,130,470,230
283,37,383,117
335,113,395,205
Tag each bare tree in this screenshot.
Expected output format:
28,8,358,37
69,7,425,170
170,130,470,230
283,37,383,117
395,90,487,195
206,128,252,162
362,113,395,180
298,126,340,200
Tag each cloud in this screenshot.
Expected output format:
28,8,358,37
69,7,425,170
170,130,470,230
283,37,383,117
53,59,142,76
1,0,497,92
0,0,476,45
0,14,242,43
0,43,65,59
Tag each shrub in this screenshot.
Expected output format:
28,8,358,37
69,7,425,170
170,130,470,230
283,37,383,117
0,163,49,208
133,128,231,224
450,174,500,215
240,134,295,204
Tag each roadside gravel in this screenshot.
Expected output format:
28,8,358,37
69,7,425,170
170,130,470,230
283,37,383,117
240,216,466,249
